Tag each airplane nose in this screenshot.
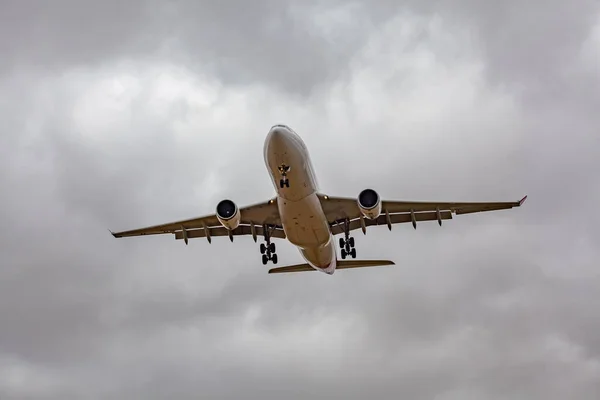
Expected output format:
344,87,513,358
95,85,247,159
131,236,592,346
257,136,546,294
269,127,283,139
267,126,288,146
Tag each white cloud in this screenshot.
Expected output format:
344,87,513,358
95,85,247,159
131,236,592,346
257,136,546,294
0,356,66,398
580,12,600,73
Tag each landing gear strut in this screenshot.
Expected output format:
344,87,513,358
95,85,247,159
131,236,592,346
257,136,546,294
278,164,290,188
260,224,278,264
339,218,357,259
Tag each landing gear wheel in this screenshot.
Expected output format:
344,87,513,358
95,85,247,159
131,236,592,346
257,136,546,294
260,224,279,265
339,218,357,260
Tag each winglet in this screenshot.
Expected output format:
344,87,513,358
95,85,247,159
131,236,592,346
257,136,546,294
109,229,119,238
519,195,528,206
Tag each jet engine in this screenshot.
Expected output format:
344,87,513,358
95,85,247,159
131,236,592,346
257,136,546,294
216,199,241,230
357,188,381,220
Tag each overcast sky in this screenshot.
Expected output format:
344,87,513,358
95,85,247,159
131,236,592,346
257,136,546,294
1,1,599,399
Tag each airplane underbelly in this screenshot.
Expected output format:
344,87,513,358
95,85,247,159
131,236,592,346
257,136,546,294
278,193,330,248
300,242,336,270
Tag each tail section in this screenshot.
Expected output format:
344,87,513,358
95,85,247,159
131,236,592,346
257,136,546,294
268,263,315,274
268,259,395,274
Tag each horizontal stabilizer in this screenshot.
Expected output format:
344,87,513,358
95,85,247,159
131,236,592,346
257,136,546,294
268,259,395,274
268,263,315,274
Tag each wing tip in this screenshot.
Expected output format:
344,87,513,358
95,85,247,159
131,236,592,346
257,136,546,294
109,229,120,238
519,195,528,206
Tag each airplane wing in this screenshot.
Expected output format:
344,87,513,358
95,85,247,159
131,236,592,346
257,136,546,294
318,193,527,235
110,198,285,243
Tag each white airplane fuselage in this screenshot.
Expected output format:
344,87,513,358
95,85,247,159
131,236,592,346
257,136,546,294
263,125,337,274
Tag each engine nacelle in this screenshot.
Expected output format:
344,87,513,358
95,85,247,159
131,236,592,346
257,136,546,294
357,188,381,220
216,199,241,230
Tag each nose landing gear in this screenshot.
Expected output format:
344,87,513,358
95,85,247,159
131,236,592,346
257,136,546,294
339,218,356,259
278,164,290,188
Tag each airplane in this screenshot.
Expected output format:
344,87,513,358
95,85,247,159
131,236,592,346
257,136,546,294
110,124,527,275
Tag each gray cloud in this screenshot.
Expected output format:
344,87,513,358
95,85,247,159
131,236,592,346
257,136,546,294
0,0,372,97
1,1,599,399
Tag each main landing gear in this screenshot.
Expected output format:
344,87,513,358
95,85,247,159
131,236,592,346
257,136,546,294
278,164,290,188
339,218,357,259
260,225,278,265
